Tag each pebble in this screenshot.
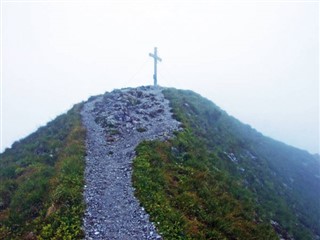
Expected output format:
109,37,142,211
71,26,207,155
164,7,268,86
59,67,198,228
81,86,181,239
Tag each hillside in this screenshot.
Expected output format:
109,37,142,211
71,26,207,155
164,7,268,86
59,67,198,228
0,104,86,239
0,86,319,239
133,88,320,239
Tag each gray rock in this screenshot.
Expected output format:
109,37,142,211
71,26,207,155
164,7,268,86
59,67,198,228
81,86,181,239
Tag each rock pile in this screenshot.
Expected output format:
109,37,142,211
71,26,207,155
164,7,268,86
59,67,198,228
81,86,181,239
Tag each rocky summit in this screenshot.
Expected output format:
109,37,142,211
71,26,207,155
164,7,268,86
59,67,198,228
81,86,181,239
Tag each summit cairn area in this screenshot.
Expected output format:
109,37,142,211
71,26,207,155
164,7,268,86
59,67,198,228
81,86,181,239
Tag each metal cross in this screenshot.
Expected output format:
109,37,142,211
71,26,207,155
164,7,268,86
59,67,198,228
149,47,162,87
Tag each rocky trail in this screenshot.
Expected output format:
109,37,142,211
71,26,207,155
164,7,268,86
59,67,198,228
81,86,181,239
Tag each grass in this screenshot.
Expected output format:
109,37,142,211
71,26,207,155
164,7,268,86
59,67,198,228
133,138,277,239
132,88,318,239
1,87,318,239
0,103,86,239
132,88,278,239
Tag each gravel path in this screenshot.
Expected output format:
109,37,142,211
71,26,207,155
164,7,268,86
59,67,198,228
81,86,181,239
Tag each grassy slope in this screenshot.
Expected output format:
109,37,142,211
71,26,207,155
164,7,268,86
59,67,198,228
133,88,319,240
0,88,318,240
0,103,86,239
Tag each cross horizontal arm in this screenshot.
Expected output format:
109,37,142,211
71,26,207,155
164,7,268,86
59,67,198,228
149,53,162,62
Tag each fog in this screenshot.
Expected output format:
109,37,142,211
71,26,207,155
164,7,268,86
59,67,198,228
1,0,319,154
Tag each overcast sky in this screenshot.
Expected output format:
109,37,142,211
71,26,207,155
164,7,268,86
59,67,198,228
1,0,319,154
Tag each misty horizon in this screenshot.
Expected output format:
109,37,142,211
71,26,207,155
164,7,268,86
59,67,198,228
1,1,319,154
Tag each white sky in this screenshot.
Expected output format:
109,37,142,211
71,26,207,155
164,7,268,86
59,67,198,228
0,0,319,154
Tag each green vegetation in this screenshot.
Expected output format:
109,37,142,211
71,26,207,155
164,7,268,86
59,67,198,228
0,103,86,239
133,88,319,239
1,87,318,240
133,139,278,239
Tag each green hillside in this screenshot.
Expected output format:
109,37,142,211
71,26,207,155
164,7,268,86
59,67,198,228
0,104,86,239
133,88,320,240
0,87,319,239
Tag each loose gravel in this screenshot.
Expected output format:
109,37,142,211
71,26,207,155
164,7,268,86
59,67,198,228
81,86,181,239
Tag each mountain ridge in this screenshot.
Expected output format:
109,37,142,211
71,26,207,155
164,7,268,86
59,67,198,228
0,86,319,239
160,88,319,239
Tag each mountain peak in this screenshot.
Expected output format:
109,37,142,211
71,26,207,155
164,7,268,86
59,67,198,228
0,87,319,239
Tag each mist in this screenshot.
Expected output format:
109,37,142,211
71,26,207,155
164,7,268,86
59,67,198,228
1,0,319,154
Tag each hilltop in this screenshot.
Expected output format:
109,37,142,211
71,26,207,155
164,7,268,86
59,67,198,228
0,86,319,239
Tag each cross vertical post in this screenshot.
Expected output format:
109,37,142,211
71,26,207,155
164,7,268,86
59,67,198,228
149,47,162,87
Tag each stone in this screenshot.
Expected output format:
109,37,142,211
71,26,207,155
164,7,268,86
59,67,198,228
81,86,181,239
25,232,37,240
